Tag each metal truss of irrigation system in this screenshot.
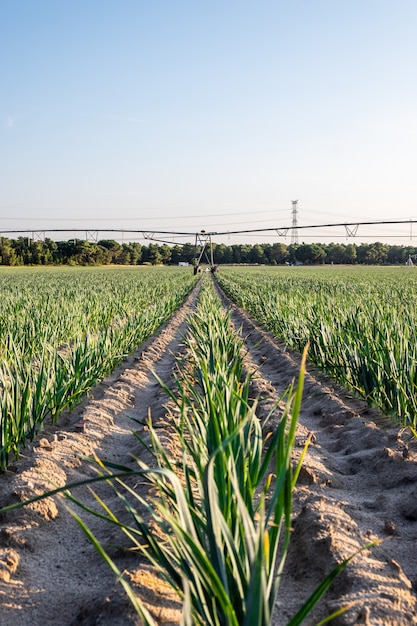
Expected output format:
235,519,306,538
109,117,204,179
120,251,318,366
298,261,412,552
2,218,417,242
2,218,417,271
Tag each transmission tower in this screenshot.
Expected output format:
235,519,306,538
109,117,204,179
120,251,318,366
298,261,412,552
291,200,299,245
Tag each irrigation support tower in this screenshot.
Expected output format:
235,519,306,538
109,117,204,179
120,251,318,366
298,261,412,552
193,230,217,274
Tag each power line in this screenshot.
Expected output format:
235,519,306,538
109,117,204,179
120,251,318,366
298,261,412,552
0,208,290,221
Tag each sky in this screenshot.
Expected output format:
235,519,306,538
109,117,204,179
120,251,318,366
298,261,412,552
1,0,417,245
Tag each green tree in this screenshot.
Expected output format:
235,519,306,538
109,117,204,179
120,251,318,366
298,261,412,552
295,243,326,264
387,245,408,265
249,244,265,264
231,244,242,264
326,243,346,264
344,243,357,264
170,245,183,264
98,240,122,263
0,238,18,265
181,242,196,264
214,243,233,264
160,244,172,264
268,242,289,265
147,243,163,265
363,242,389,265
124,242,142,265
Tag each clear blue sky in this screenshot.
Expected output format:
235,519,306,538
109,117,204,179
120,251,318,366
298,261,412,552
1,0,417,244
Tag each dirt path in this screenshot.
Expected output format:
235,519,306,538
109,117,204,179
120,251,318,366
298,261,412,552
1,279,417,625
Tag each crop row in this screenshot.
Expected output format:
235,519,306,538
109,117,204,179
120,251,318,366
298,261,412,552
26,275,344,625
0,272,358,623
0,266,197,470
216,266,417,430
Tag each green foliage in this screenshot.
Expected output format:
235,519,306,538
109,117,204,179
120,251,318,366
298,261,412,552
60,277,312,624
0,274,361,624
217,265,417,429
2,235,417,267
0,266,198,470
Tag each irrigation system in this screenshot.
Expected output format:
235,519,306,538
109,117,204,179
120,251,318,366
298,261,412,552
2,218,417,272
2,218,417,241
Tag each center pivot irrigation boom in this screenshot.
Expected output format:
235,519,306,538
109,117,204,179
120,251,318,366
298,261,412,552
3,217,417,272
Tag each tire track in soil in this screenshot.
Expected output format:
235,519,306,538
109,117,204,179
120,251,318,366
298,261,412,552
1,277,417,626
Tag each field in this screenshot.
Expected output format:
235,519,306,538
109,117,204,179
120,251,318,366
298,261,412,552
0,266,198,470
218,265,417,429
0,266,416,625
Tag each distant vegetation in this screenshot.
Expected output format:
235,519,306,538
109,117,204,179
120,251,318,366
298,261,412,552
1,236,417,266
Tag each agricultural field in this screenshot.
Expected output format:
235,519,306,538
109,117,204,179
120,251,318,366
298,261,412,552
217,265,417,430
0,266,198,470
0,267,416,625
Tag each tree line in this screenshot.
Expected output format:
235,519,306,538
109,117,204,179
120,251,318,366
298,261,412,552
0,236,416,266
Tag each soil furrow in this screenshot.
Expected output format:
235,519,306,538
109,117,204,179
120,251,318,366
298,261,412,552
219,283,417,626
0,277,416,626
0,283,200,626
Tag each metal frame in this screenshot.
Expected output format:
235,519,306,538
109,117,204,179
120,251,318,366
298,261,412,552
1,218,417,240
193,231,217,274
2,218,417,271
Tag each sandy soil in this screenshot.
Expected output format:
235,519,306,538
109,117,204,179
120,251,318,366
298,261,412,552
1,278,417,625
